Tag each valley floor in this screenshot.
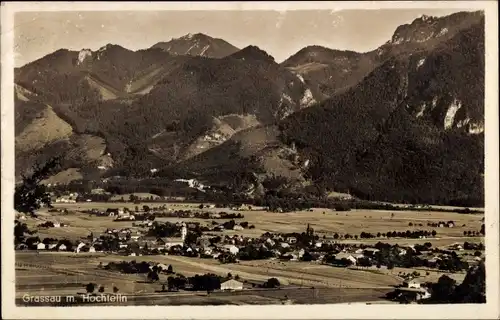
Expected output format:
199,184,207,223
15,202,483,306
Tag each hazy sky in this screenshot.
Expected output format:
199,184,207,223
14,9,470,67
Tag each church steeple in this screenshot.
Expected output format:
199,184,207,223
181,222,187,243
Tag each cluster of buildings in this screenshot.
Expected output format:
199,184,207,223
54,193,79,203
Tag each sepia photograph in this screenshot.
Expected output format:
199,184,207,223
1,1,498,319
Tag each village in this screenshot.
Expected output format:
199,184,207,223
14,194,485,305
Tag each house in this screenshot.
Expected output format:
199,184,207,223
352,253,365,260
223,244,239,255
280,242,290,248
75,242,87,253
221,279,244,291
403,279,421,289
130,233,142,241
447,221,455,228
363,248,380,256
156,237,168,247
286,237,297,244
266,238,276,246
233,225,244,231
37,243,46,250
58,244,68,251
48,243,58,250
88,246,96,253
335,253,357,265
393,287,431,302
53,222,61,228
315,242,323,248
165,237,184,249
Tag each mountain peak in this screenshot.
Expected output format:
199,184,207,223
229,45,275,63
389,10,482,45
150,33,239,58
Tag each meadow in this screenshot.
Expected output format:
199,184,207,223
31,202,484,248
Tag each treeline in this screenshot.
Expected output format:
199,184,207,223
423,261,485,304
166,273,222,292
103,260,173,274
49,176,483,214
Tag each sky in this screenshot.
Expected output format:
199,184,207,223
14,8,470,67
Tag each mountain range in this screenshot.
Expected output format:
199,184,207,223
14,10,485,205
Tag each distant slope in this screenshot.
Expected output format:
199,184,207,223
20,45,316,177
279,17,485,206
281,10,485,100
151,33,239,58
177,125,306,189
14,45,187,105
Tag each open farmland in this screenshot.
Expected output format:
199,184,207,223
16,251,396,305
41,202,484,247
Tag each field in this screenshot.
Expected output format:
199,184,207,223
16,202,484,306
30,202,484,248
16,251,397,305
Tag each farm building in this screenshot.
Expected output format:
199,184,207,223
403,279,421,289
390,287,431,303
221,279,244,291
335,253,358,265
37,243,46,250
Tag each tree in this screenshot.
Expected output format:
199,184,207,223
98,286,105,293
429,275,457,303
143,205,150,212
167,264,173,274
147,271,160,282
452,261,485,303
85,283,96,294
431,230,437,237
113,286,119,293
264,278,281,288
15,157,61,217
480,224,485,235
162,284,166,292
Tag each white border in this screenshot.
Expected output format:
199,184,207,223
2,1,499,319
